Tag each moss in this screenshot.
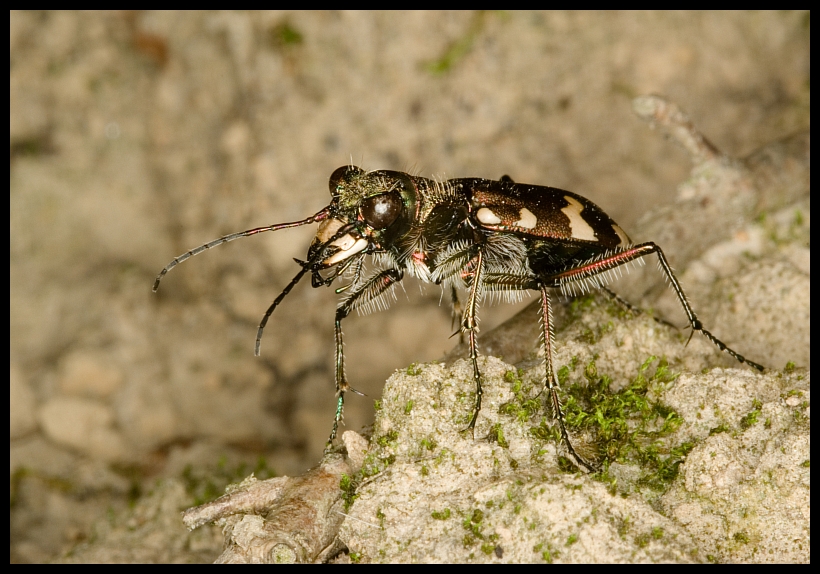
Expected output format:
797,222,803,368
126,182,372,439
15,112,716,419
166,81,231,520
420,437,437,451
268,21,303,49
433,448,452,467
431,508,451,520
462,508,485,539
638,440,695,489
561,356,693,488
498,370,540,423
376,430,399,447
568,292,597,320
733,531,750,544
740,398,762,429
529,419,561,445
360,451,391,479
652,526,664,540
181,457,276,506
487,423,509,448
710,423,730,435
340,473,359,511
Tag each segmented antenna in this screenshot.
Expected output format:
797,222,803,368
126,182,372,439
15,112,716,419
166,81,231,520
253,221,358,356
255,266,310,356
152,209,329,292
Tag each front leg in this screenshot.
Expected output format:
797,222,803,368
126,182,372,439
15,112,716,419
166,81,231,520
326,268,404,451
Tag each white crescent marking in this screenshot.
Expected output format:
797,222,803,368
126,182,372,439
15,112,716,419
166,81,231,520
513,207,537,229
612,224,630,246
561,196,597,241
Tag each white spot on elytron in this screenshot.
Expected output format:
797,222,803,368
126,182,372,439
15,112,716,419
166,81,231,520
612,224,630,246
561,196,597,241
476,207,502,225
513,207,537,229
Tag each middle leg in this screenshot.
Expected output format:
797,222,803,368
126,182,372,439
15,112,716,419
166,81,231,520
462,247,486,432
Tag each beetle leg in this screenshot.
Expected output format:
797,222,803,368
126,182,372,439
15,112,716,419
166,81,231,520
538,285,598,472
481,272,538,293
462,247,486,434
480,273,597,470
551,243,764,371
599,286,676,330
334,253,366,294
449,285,464,344
325,267,404,451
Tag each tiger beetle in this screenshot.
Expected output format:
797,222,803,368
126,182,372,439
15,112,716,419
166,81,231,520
154,166,765,471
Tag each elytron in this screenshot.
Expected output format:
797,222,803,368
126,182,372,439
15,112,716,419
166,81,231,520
154,166,764,471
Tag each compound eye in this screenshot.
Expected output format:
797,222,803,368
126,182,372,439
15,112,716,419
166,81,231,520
329,166,364,194
360,192,402,230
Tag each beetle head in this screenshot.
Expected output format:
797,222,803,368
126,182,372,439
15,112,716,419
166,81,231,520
307,166,419,273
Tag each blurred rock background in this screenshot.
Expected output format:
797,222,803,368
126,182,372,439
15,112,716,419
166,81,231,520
9,11,809,562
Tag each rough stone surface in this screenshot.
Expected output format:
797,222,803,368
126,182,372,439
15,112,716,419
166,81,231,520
10,11,808,563
335,337,808,563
